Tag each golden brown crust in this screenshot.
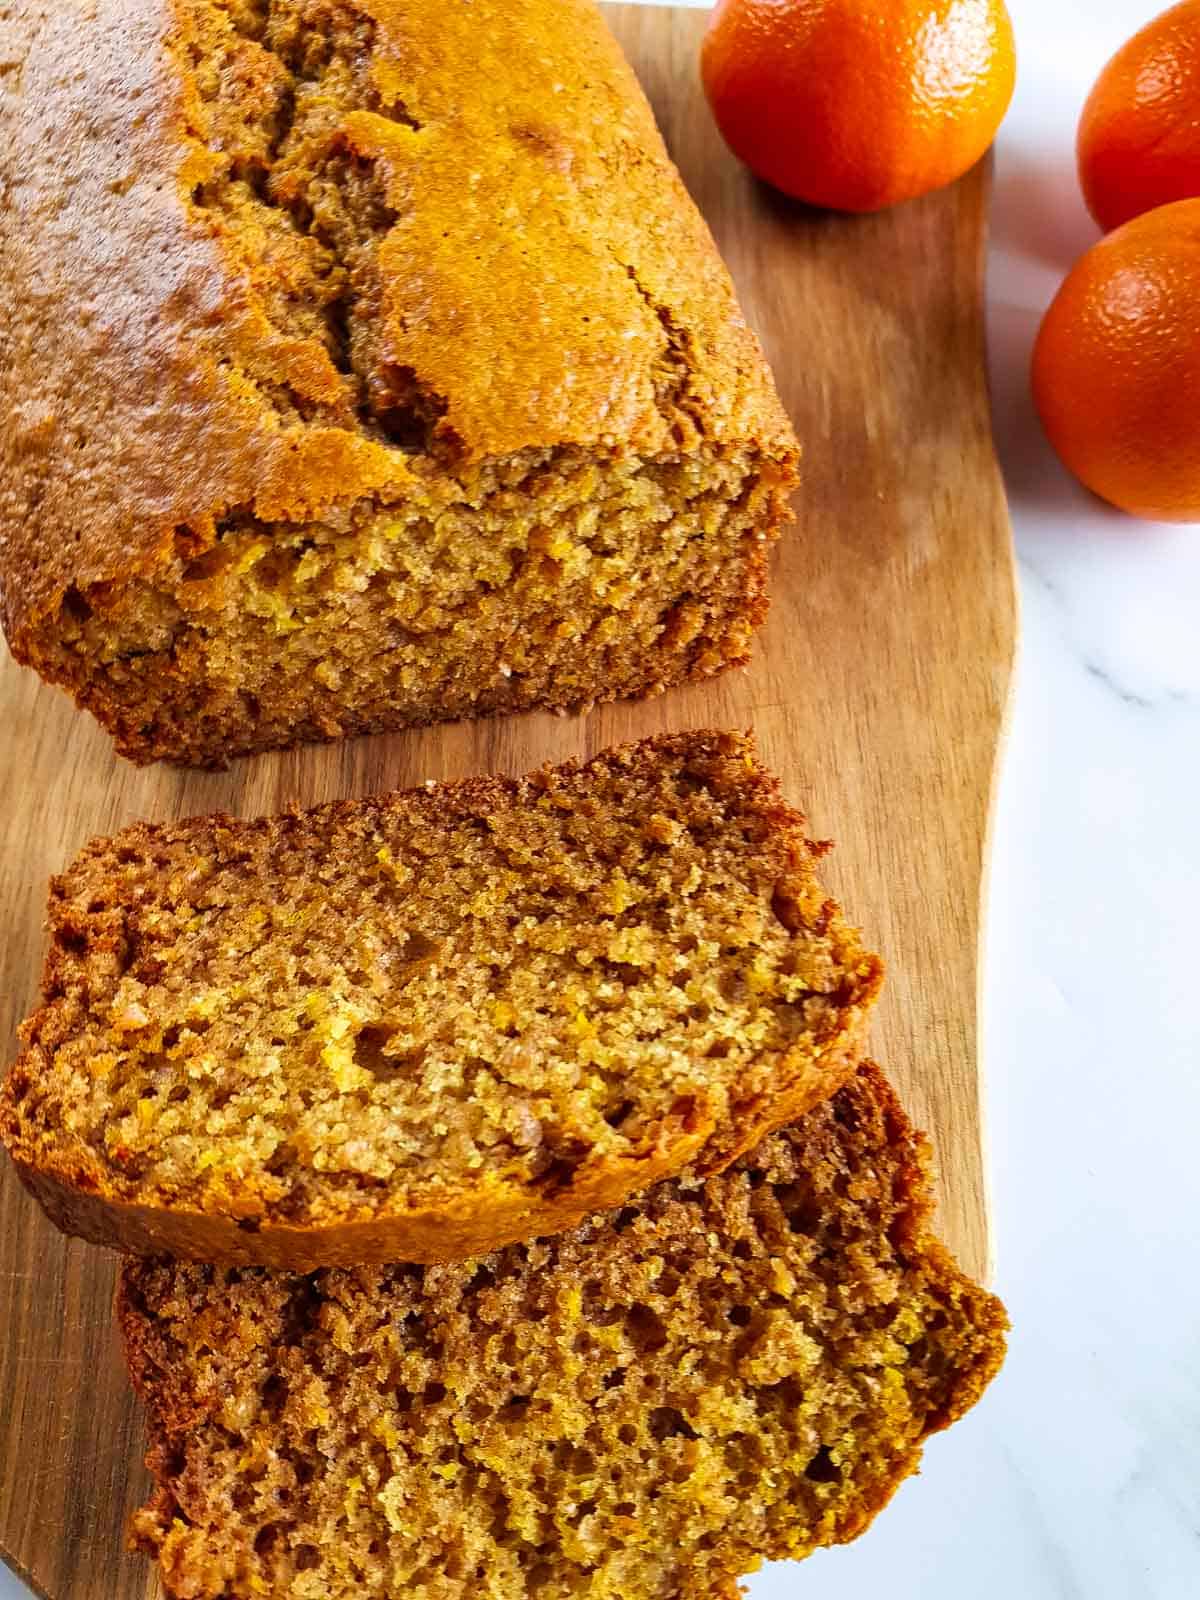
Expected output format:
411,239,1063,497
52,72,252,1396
6,1124,707,1271
0,0,796,681
117,1062,1008,1599
1,731,882,1269
5,1042,869,1269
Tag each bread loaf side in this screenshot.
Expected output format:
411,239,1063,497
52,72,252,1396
0,0,799,765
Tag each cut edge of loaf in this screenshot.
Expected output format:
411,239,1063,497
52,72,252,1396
1,730,883,1269
117,1061,1007,1600
20,444,797,768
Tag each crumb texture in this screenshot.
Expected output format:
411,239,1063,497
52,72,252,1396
1,733,881,1266
0,0,798,764
36,443,788,766
120,1063,1007,1600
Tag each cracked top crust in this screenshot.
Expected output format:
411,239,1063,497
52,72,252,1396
0,0,797,649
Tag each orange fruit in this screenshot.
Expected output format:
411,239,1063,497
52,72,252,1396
1078,1,1200,233
1032,199,1200,523
700,0,1016,213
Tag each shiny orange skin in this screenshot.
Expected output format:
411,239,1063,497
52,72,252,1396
700,0,1016,212
1032,199,1200,523
1078,1,1200,233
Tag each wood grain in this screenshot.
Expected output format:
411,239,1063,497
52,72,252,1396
0,7,1016,1596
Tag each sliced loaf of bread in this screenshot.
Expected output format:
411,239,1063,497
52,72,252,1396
120,1061,1006,1600
1,732,882,1269
1,0,798,766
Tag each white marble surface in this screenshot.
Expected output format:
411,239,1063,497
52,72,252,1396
760,0,1200,1594
4,2,1199,1597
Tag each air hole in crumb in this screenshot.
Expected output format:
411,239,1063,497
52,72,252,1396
626,1304,667,1353
728,1305,752,1328
525,1562,556,1595
398,929,442,965
350,1025,405,1081
777,1181,823,1235
266,1141,298,1175
771,885,806,933
182,546,231,584
603,1099,634,1129
805,1446,841,1483
497,1394,530,1425
669,1095,699,1132
530,1153,580,1196
294,1544,320,1572
261,1375,288,1419
649,1406,697,1442
62,588,94,624
253,1522,283,1556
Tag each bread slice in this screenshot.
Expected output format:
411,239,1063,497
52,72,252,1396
0,732,882,1269
0,0,798,767
120,1061,1006,1600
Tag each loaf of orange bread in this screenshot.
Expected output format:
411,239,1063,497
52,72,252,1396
0,732,882,1269
0,0,799,766
120,1062,1007,1599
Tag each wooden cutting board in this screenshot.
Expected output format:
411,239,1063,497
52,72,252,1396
0,7,1016,1596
